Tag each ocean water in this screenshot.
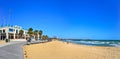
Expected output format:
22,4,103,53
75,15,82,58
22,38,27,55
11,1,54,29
60,39,120,47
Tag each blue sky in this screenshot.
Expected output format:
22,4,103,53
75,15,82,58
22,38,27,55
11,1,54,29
0,0,120,39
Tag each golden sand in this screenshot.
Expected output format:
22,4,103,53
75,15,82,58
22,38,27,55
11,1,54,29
0,40,5,44
24,40,120,59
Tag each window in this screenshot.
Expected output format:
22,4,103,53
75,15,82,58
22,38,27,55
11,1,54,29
25,32,27,34
9,28,14,32
16,30,18,34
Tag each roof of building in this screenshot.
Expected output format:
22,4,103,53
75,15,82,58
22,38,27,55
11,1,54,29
0,25,27,31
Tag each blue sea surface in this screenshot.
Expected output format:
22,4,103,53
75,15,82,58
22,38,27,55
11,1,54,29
60,39,120,47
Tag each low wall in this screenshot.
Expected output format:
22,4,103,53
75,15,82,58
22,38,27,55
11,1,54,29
11,39,26,41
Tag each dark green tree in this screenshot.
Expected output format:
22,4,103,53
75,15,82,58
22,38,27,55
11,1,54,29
39,30,43,39
28,28,33,37
34,30,38,39
19,30,24,38
42,35,49,40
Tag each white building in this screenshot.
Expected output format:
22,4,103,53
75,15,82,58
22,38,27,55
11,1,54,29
0,25,28,40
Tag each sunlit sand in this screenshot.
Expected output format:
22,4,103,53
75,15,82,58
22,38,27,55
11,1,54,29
0,40,5,45
24,40,120,59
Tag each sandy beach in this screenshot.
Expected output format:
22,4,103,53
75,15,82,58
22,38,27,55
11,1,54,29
24,40,120,59
0,40,5,44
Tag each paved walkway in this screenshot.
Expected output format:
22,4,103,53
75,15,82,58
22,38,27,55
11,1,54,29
0,41,26,59
0,40,49,59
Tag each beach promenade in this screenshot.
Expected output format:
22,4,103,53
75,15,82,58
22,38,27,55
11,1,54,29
0,39,47,59
0,41,26,59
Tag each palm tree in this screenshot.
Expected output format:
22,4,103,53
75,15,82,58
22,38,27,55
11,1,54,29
19,30,24,39
42,35,48,40
39,30,43,39
34,30,38,39
28,28,33,37
45,35,49,39
42,35,46,40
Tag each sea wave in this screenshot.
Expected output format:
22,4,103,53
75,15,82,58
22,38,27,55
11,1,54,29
61,39,120,47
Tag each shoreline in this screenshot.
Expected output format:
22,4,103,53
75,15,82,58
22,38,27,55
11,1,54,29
24,40,120,59
60,39,120,47
58,40,119,48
